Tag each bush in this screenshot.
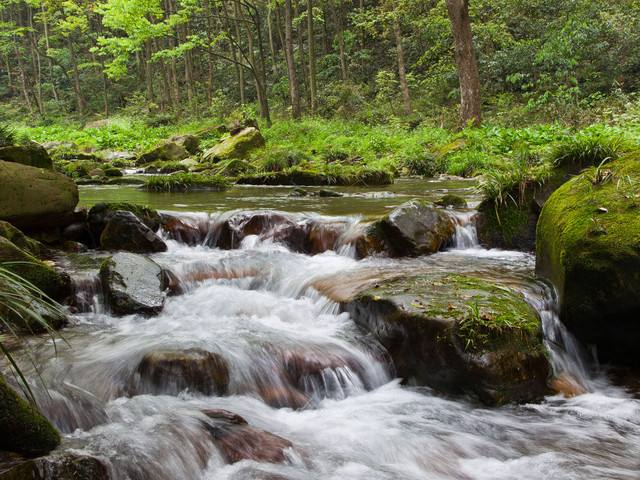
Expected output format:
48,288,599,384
144,173,229,192
401,151,442,177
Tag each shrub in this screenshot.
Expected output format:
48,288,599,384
401,152,442,177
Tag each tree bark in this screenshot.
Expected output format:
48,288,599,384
445,0,481,125
393,17,412,116
284,0,301,118
307,0,317,114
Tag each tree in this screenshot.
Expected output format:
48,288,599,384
283,0,301,118
445,0,481,125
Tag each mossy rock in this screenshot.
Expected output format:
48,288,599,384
210,158,256,177
88,202,161,245
342,273,550,405
0,236,70,305
476,198,538,251
536,155,640,366
136,141,189,165
202,127,265,162
435,194,467,209
0,221,43,257
0,144,53,169
0,375,60,457
0,161,79,230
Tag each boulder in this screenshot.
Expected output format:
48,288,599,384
0,221,43,256
88,202,161,245
341,272,550,405
475,198,538,251
216,211,308,251
0,161,79,230
100,252,168,316
435,194,467,209
536,156,640,367
201,410,294,464
130,348,229,396
364,200,456,257
0,144,52,169
202,127,265,162
136,142,189,165
0,452,109,480
0,375,60,457
169,134,200,154
99,211,167,253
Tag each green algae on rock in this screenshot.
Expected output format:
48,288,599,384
536,155,640,367
342,272,550,405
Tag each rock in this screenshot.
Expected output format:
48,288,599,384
435,194,467,208
98,150,136,162
100,211,167,253
0,451,109,480
210,159,255,177
61,221,92,246
100,252,168,316
88,202,161,245
0,161,79,230
0,144,52,169
536,156,640,367
237,168,393,186
201,410,294,464
475,198,538,251
217,212,308,252
317,189,343,197
289,188,308,197
550,373,587,398
130,348,229,395
0,221,43,256
169,134,200,154
84,118,113,129
103,167,123,177
136,142,189,165
257,385,309,409
0,236,70,305
341,272,550,405
160,213,206,246
365,200,456,257
0,375,60,457
202,127,265,162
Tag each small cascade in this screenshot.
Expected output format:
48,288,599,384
449,210,480,249
69,272,104,314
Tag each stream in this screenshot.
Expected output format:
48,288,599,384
12,179,640,479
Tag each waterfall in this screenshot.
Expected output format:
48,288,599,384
449,210,480,249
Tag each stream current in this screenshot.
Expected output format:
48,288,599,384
11,179,640,480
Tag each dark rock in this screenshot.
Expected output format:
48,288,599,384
0,375,60,457
536,156,640,367
100,252,167,316
341,272,551,405
0,451,109,480
365,200,456,257
435,194,467,208
316,189,343,197
130,348,229,396
475,199,538,251
0,161,79,230
0,144,52,169
289,188,308,197
88,202,161,245
99,211,167,253
217,212,308,252
61,221,92,246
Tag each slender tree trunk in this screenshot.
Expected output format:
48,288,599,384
295,2,307,108
67,37,86,116
13,41,33,115
306,0,317,114
393,17,412,116
445,0,481,125
267,6,278,75
284,0,301,118
40,3,59,101
28,8,44,114
232,0,246,104
335,8,348,81
222,0,244,104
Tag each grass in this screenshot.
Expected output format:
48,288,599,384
144,173,229,192
0,124,16,147
550,128,627,169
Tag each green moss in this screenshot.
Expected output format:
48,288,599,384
0,375,60,457
0,221,42,256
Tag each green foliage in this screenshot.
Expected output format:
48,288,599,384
0,124,16,148
550,130,626,168
144,173,229,192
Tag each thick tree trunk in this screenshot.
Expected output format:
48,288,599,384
307,0,317,114
393,17,412,116
445,0,481,125
284,0,301,119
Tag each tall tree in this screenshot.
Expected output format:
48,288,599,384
283,0,301,118
445,0,481,125
306,0,317,114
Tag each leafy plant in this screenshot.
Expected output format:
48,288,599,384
144,173,229,192
0,123,16,147
551,131,624,168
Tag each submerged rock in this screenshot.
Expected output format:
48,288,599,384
0,375,60,457
0,144,53,169
0,451,109,480
130,348,229,396
201,410,295,464
341,272,550,405
100,252,167,316
0,160,79,230
99,211,167,253
363,200,456,257
536,156,640,367
202,127,265,162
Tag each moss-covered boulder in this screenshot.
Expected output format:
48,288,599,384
0,144,53,169
362,200,456,257
136,141,189,165
0,375,60,457
169,134,200,154
475,199,538,251
341,273,550,405
435,194,467,209
0,221,43,256
0,236,70,304
100,252,168,316
202,127,265,162
88,202,161,245
536,156,640,367
0,161,79,230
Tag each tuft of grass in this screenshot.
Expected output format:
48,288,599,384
0,124,16,147
550,131,625,169
144,173,229,192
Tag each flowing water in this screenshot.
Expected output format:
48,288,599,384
10,179,640,479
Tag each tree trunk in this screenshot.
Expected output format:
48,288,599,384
393,17,412,116
335,8,348,81
445,0,481,125
306,0,317,114
67,37,86,116
40,3,59,101
284,0,301,119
